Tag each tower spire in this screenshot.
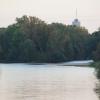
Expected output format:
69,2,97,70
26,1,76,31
72,9,81,27
76,8,77,19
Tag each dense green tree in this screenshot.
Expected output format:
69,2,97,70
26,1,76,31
65,26,89,60
93,43,100,61
0,15,99,63
90,30,100,60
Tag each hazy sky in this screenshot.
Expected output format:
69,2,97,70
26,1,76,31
0,0,100,33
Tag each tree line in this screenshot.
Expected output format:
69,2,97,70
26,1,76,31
0,15,99,63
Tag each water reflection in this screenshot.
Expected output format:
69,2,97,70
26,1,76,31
0,64,99,100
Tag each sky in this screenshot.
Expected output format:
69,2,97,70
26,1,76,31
0,0,100,33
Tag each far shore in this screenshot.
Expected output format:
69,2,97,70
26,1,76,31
0,60,93,67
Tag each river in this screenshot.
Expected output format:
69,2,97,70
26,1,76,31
0,63,99,100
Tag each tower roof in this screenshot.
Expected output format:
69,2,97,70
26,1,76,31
72,9,81,27
72,18,80,27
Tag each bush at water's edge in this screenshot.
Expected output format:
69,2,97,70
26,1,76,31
91,62,100,78
91,62,100,99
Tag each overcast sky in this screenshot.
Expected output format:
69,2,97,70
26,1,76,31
0,0,100,33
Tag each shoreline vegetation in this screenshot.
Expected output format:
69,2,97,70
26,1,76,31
91,62,100,78
92,62,100,99
0,15,99,63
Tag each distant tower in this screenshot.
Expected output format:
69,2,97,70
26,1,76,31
72,9,81,27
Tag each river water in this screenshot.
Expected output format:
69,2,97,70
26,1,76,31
0,64,99,100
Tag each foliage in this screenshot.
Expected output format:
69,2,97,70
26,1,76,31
0,15,99,63
92,62,100,78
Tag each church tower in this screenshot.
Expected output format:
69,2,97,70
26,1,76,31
72,9,81,27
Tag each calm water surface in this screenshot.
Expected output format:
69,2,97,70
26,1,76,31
0,64,99,100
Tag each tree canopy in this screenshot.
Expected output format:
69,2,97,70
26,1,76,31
0,15,99,63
